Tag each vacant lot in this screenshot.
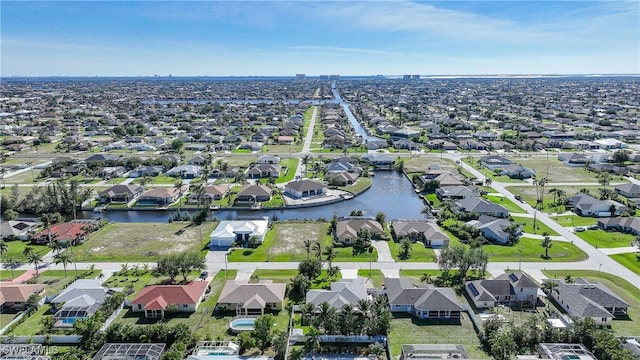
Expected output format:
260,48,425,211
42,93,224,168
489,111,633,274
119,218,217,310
511,215,559,236
74,222,216,262
403,157,456,174
576,230,635,248
506,185,601,212
553,215,598,227
3,240,50,262
357,269,385,288
542,270,640,336
483,194,526,213
389,313,489,359
484,238,587,262
510,158,601,183
610,253,640,275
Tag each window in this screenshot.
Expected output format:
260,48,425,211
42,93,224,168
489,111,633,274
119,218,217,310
183,304,188,308
520,288,523,292
138,304,142,309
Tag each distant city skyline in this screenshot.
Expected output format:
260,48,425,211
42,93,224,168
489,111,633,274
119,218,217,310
2,1,639,77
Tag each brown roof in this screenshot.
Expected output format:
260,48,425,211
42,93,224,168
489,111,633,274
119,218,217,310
218,280,286,306
131,281,208,310
0,283,46,304
335,218,384,240
236,184,272,198
140,187,181,199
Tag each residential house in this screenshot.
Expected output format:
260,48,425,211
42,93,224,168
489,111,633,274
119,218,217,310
436,186,479,200
334,217,384,244
235,184,272,204
597,217,640,235
567,193,623,217
537,343,597,360
49,279,122,327
209,219,269,247
467,215,521,244
137,187,182,206
128,165,165,178
545,278,630,326
0,283,46,311
479,155,512,170
326,157,360,173
246,163,281,179
257,154,280,164
384,278,463,320
284,180,327,199
93,343,166,360
390,220,450,247
558,153,592,167
217,280,286,315
32,221,92,245
166,165,202,179
101,166,127,179
99,184,144,204
306,279,368,309
594,138,627,150
498,164,535,179
0,219,38,240
361,153,395,170
325,171,359,186
455,197,509,218
131,281,209,318
187,184,231,204
188,154,211,166
614,183,640,198
465,272,538,309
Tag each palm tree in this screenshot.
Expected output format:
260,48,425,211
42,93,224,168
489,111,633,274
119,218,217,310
303,239,312,260
312,241,322,260
40,212,63,247
504,223,521,244
51,240,64,254
305,326,321,352
323,245,337,268
420,272,435,284
0,168,6,188
597,172,612,190
541,233,553,259
302,154,310,178
421,206,432,220
23,246,35,258
97,272,105,283
327,265,340,280
564,275,574,283
0,240,7,263
173,181,184,211
28,252,43,277
5,257,18,278
26,161,34,182
398,239,412,260
53,251,72,277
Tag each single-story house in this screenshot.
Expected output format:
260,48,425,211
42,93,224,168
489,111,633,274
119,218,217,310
558,153,592,167
390,220,450,247
455,197,509,218
246,164,281,179
284,180,327,199
188,184,231,204
384,278,463,320
257,155,280,164
498,164,536,179
545,278,630,326
325,171,359,186
594,138,627,150
598,217,640,235
32,222,92,245
128,166,165,178
166,165,202,179
479,155,512,170
0,219,39,240
436,186,479,200
131,281,209,318
466,215,521,244
306,279,368,309
137,187,182,206
101,166,127,179
335,217,384,244
49,279,122,327
235,184,272,203
217,280,286,315
614,183,640,198
209,219,269,247
361,153,395,170
567,193,624,217
99,184,145,204
0,283,46,311
466,272,538,309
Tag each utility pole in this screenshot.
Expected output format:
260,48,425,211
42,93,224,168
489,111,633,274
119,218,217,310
533,209,538,235
518,244,523,271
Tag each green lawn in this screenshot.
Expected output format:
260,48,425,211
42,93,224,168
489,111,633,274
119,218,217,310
541,270,640,336
102,269,192,300
74,222,216,262
511,216,559,236
513,158,605,183
275,158,299,183
132,174,180,184
5,169,42,183
461,158,525,184
388,313,489,359
3,240,50,262
575,230,635,248
0,269,26,280
251,269,341,289
484,238,587,262
610,253,640,275
387,241,436,262
505,185,601,213
553,215,599,227
338,177,372,194
483,194,526,213
357,269,385,288
402,158,456,174
227,221,378,263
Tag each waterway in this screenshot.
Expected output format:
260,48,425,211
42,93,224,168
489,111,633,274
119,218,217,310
79,171,425,222
331,84,385,143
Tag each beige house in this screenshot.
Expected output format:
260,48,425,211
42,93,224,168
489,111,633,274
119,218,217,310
217,280,286,315
335,218,384,244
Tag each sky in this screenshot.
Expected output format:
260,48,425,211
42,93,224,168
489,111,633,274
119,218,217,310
1,1,639,76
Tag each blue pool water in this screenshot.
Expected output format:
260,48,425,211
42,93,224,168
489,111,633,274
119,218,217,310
62,317,86,324
229,318,256,331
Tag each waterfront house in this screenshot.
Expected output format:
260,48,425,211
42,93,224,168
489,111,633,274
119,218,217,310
436,185,479,201
131,281,209,318
325,171,359,186
137,187,182,206
384,278,462,320
209,219,269,247
335,217,384,244
284,180,327,199
99,184,145,204
235,184,272,203
465,272,538,309
187,184,231,204
217,280,286,315
361,153,395,170
32,222,92,245
545,278,629,326
0,219,39,240
390,220,450,247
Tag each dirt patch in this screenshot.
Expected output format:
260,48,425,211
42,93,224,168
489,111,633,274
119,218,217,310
267,223,329,257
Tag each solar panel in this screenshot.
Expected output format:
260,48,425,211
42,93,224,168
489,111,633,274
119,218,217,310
468,283,479,297
508,273,518,282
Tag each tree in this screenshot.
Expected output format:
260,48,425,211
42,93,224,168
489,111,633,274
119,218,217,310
155,255,180,283
298,259,321,279
4,256,18,278
177,252,205,283
438,243,487,280
597,172,612,190
305,326,321,352
301,154,310,178
171,139,184,152
303,239,312,260
327,265,340,280
26,161,34,182
40,212,64,247
53,251,72,277
504,222,521,244
248,235,261,249
23,245,35,258
353,229,372,256
272,330,289,360
541,234,553,259
421,206,432,220
422,180,440,193
253,314,275,353
28,251,43,277
323,245,337,268
0,240,7,264
312,241,322,260
375,211,386,226
612,149,629,165
398,239,412,260
289,274,312,300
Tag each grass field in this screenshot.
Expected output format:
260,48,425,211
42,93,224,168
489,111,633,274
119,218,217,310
461,158,525,184
74,222,216,262
3,240,50,262
505,185,602,212
483,194,526,213
275,157,300,183
610,253,640,275
251,269,341,289
227,221,378,263
338,177,372,194
132,174,180,185
403,158,456,174
388,313,489,359
541,270,640,336
552,215,599,227
387,241,436,262
512,158,603,183
484,238,587,262
575,229,635,248
357,269,385,288
4,169,42,183
510,215,560,236
0,269,26,280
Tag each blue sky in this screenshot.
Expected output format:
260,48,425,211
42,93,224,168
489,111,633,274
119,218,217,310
2,1,639,76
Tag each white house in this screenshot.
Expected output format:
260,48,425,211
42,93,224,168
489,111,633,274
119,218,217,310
594,138,627,150
466,272,538,309
209,219,269,247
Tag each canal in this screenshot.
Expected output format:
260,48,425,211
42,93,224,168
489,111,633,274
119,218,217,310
80,171,426,222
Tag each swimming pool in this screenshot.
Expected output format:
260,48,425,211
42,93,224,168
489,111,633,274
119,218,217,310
61,317,86,324
229,318,256,333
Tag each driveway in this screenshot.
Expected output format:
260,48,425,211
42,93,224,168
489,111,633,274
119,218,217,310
372,239,394,262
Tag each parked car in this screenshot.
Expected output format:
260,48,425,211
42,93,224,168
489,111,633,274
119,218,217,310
574,227,586,232
199,271,208,280
587,225,599,230
514,195,524,203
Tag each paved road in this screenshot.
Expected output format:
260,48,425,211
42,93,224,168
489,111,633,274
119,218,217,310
301,106,318,154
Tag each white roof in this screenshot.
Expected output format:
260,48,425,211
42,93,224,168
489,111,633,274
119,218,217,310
209,220,268,239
